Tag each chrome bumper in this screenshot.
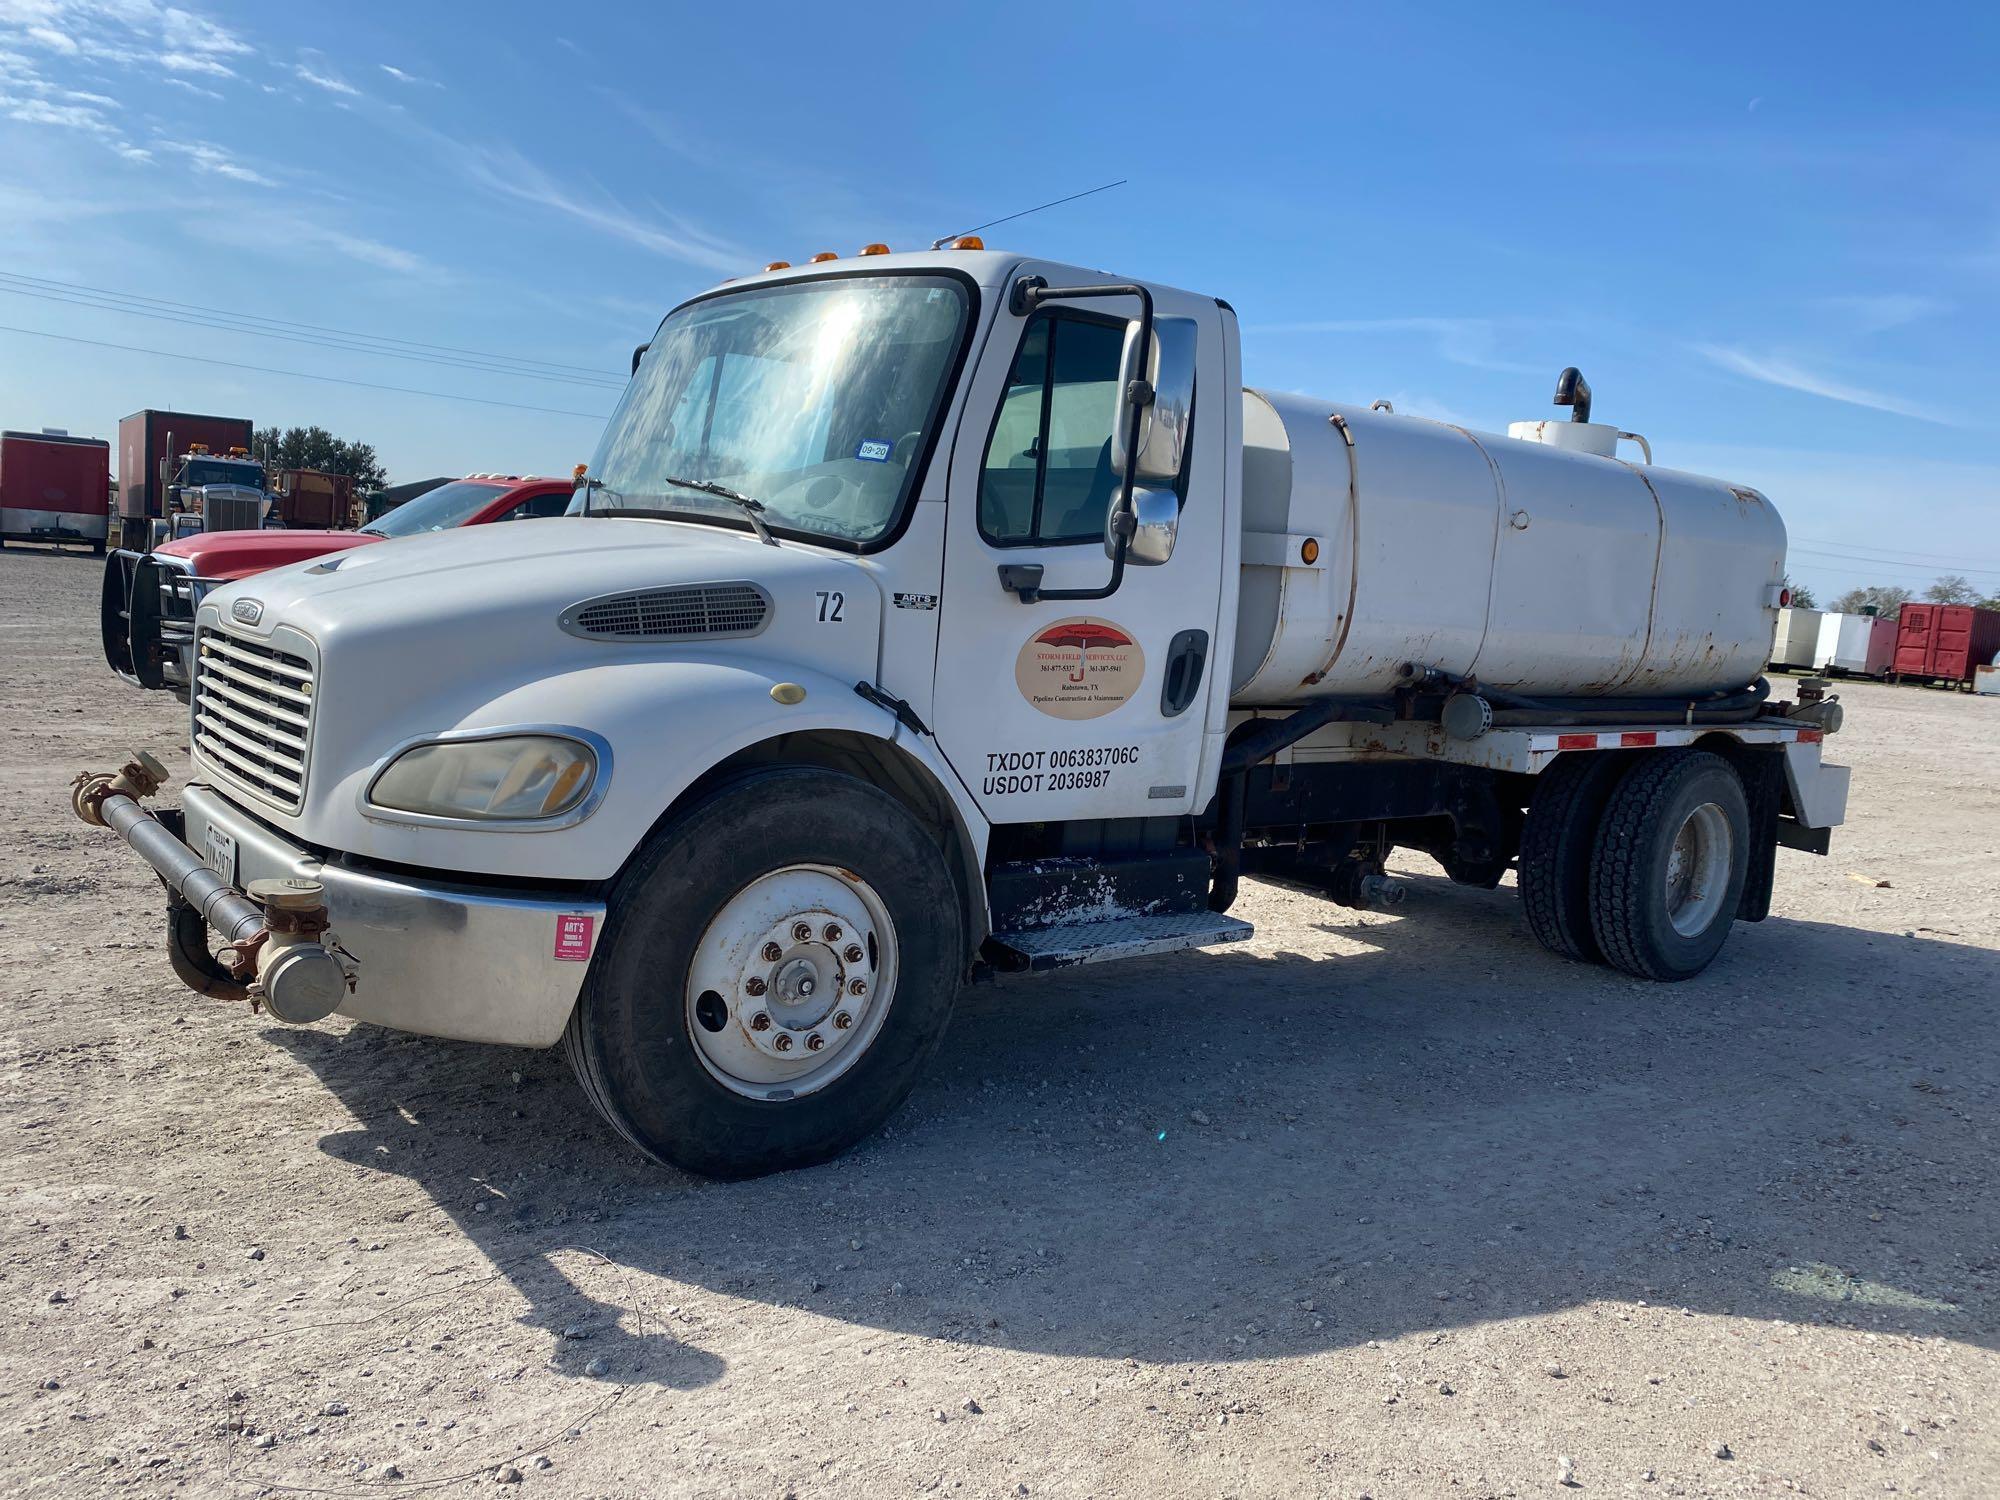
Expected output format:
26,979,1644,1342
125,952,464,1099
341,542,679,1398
181,785,603,1047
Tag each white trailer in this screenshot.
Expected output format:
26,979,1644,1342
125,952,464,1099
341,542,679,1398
1813,610,1896,678
1771,606,1824,670
73,247,1849,1177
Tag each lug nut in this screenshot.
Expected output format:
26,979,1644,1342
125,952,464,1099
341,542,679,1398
823,923,843,942
843,944,864,964
772,1033,793,1052
761,941,783,962
749,1012,772,1032
832,1011,852,1030
848,978,867,997
805,1033,826,1052
744,976,767,996
792,921,813,942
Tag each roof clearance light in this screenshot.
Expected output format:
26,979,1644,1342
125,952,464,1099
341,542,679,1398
859,243,891,256
810,251,839,263
764,260,791,272
950,235,984,250
1301,537,1320,565
572,463,588,482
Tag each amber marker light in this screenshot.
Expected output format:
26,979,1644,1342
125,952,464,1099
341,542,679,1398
810,251,839,263
1301,537,1321,565
858,243,891,256
949,235,984,250
764,260,791,272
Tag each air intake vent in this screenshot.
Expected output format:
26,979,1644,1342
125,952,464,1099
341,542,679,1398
560,582,771,642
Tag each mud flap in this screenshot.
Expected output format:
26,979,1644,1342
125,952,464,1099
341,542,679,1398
1735,750,1783,923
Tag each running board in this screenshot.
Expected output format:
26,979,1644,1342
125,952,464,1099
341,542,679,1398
988,912,1254,972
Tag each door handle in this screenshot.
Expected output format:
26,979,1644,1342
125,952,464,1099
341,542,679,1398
1161,628,1208,717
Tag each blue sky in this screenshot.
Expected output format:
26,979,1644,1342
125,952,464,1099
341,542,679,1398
2,1,1994,602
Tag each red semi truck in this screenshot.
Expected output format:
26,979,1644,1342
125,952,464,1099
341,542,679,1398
1891,602,2000,691
0,430,111,552
116,409,255,550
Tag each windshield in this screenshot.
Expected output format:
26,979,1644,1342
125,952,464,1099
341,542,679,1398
579,274,970,546
182,458,263,489
360,480,502,537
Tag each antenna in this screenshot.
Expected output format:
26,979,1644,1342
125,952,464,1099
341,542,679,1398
930,179,1129,250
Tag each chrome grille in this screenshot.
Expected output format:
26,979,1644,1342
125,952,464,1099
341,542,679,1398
561,582,770,642
192,627,315,811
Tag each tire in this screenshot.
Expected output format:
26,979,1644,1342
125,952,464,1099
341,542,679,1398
1518,752,1624,962
1588,750,1750,981
563,766,966,1178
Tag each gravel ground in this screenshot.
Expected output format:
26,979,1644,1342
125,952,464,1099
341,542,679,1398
2,544,1997,1499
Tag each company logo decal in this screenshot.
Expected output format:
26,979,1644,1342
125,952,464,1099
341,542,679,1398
230,597,263,626
1014,616,1145,720
553,913,595,962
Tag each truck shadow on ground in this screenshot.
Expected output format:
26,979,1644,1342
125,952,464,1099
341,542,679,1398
270,879,2000,1391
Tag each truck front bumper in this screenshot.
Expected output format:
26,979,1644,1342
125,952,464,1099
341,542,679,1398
181,785,603,1047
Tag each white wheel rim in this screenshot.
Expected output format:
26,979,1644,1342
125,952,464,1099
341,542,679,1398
684,863,897,1100
1664,802,1732,938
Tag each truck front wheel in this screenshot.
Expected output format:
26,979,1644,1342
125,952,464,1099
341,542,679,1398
1588,751,1750,981
563,766,965,1178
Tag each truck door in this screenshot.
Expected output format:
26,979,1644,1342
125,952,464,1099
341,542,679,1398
930,274,1231,824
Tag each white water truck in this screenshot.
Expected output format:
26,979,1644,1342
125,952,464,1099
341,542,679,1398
72,245,1848,1177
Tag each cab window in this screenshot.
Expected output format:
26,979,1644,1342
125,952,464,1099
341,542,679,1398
978,312,1128,545
496,491,570,521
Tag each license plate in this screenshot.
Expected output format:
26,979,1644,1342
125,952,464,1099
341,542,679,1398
202,825,237,884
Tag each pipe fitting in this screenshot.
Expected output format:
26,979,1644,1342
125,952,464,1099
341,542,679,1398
71,749,170,828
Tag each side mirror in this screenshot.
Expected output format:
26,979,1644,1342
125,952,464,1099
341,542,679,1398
1110,316,1197,485
1108,485,1178,566
630,342,650,376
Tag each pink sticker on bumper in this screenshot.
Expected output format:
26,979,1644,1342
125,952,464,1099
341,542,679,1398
554,913,594,961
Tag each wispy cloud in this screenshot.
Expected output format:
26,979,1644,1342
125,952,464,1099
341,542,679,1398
155,137,276,187
446,138,743,273
1695,345,1956,426
0,0,250,158
1818,293,1944,336
379,63,440,88
1245,315,1537,373
295,61,358,97
2,1,252,72
162,75,221,100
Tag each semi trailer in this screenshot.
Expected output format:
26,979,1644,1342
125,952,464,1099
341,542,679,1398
72,245,1849,1178
0,429,110,551
116,410,258,549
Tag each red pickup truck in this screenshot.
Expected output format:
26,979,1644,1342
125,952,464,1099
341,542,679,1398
102,474,574,694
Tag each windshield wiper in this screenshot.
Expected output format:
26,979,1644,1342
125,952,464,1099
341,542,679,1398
661,475,779,547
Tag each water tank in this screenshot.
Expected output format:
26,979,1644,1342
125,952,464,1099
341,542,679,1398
1230,390,1786,704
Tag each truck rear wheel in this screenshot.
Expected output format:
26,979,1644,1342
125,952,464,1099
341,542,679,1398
1518,752,1624,962
563,766,965,1178
1588,750,1749,981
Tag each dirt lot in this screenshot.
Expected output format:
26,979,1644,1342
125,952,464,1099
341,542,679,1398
2,545,1996,1499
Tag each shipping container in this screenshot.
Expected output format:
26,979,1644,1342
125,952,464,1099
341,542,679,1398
1892,603,2000,690
1770,606,1823,670
1813,611,1896,678
0,429,111,551
116,410,253,527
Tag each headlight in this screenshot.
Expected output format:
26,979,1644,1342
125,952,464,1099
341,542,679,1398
368,734,600,822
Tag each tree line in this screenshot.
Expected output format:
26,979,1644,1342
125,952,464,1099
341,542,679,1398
252,426,389,491
1782,574,2000,616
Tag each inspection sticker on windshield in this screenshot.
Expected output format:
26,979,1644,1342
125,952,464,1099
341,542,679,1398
553,913,594,962
854,439,893,463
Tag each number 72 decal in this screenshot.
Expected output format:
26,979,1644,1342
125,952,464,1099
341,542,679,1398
815,590,845,622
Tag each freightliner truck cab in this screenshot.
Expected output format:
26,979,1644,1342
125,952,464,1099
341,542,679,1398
72,246,1848,1177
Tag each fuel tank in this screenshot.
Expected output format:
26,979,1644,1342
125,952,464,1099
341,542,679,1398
1230,391,1786,704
